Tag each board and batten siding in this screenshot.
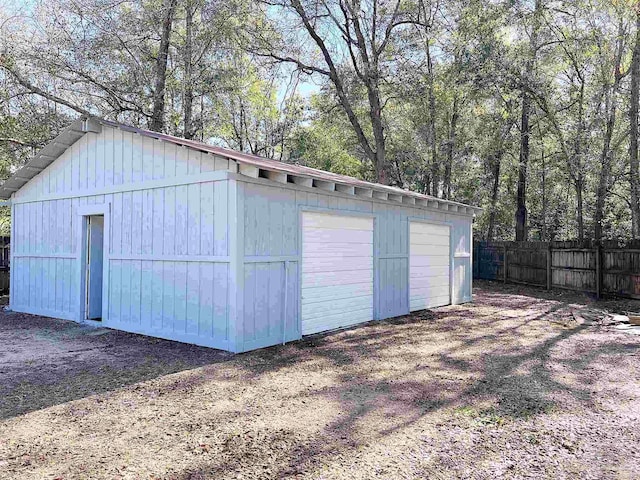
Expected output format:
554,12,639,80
451,219,473,304
10,123,473,354
13,126,230,201
238,178,473,351
11,126,235,351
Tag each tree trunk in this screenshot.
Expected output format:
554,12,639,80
487,118,512,240
183,0,195,139
594,21,624,241
594,106,616,241
149,0,178,133
516,91,530,241
569,74,586,240
426,38,438,196
487,153,502,241
515,0,543,241
365,80,387,185
630,6,640,238
444,95,458,200
575,176,585,240
540,137,547,240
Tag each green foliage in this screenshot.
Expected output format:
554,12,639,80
1,0,639,241
290,123,363,178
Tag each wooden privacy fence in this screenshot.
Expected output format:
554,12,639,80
473,240,640,300
0,236,9,293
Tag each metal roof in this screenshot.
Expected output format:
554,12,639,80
0,116,481,215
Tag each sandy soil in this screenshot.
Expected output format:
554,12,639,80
1,281,639,479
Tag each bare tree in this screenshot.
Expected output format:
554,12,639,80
254,0,420,184
0,60,91,117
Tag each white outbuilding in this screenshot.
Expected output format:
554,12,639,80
1,117,479,353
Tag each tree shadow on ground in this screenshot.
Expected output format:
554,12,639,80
3,280,639,478
169,284,640,479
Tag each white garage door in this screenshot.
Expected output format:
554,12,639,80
410,222,451,311
301,212,374,335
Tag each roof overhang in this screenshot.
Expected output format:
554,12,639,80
0,116,482,216
0,117,101,199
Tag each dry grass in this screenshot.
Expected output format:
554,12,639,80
1,281,640,479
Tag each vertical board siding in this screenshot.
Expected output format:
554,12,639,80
241,261,299,350
240,180,472,352
378,257,409,318
504,248,547,286
11,125,234,350
453,257,471,303
106,180,231,348
11,198,77,318
13,125,231,202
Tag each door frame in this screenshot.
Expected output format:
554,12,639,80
407,218,454,310
76,203,111,325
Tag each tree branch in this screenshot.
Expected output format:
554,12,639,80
0,137,37,147
0,61,91,116
290,0,375,160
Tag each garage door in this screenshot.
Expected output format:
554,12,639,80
301,212,374,335
409,222,450,311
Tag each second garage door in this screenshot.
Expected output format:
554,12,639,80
301,212,374,335
409,222,451,311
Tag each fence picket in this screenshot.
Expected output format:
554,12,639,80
474,240,640,299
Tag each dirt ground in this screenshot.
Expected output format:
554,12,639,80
1,281,640,480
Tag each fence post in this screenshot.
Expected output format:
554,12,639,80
595,243,602,299
546,243,552,290
503,244,508,284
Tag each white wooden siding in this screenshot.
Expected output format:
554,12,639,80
301,212,374,335
10,126,234,350
14,126,231,201
240,181,472,351
10,124,474,354
409,222,451,311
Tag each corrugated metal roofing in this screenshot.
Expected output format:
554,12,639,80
0,116,480,214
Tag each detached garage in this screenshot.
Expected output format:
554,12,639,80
1,117,479,353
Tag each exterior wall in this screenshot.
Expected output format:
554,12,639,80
11,126,235,350
237,177,473,352
237,181,300,352
451,217,473,303
11,198,78,320
10,122,473,354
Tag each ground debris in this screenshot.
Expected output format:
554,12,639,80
574,308,640,335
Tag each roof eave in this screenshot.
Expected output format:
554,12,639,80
0,116,481,216
0,117,101,199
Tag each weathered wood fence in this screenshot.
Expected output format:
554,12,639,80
473,240,640,299
0,236,9,293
